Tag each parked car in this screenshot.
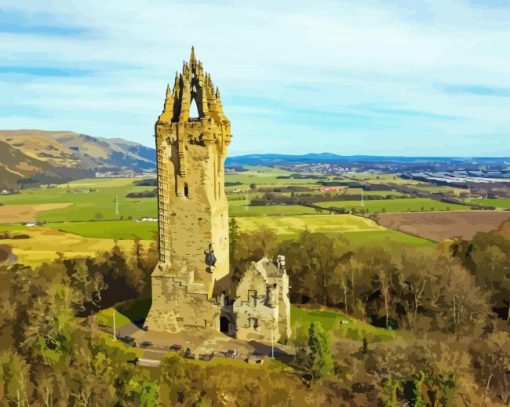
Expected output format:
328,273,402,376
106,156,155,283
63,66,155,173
199,353,214,362
169,344,183,351
140,340,153,348
120,336,136,346
226,349,237,358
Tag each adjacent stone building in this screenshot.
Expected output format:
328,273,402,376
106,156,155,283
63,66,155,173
145,48,291,343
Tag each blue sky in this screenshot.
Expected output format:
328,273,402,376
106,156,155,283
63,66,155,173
1,0,509,156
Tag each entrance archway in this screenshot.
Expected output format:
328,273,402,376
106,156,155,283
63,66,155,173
220,316,230,333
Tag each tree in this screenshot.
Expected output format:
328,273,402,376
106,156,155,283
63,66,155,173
249,183,257,190
140,381,159,407
465,230,510,320
307,322,333,380
16,177,36,190
0,244,12,265
280,231,350,305
229,218,240,265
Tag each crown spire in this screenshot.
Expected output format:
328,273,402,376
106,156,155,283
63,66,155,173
190,46,196,63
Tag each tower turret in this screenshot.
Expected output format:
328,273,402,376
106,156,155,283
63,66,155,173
152,47,231,295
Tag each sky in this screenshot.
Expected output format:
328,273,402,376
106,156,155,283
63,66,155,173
1,0,509,157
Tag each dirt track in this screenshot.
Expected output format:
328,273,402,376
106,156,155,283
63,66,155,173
0,203,71,223
376,211,510,242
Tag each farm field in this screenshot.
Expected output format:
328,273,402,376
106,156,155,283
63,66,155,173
229,204,317,217
377,211,510,241
341,229,436,250
5,215,436,253
235,214,435,250
226,173,321,186
1,170,492,261
234,214,385,236
0,226,148,266
47,220,158,240
0,203,71,223
344,172,427,186
409,185,466,196
0,178,157,222
468,198,510,209
315,198,469,213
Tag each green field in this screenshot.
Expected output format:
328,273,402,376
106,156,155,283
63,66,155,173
468,198,510,209
48,214,381,240
344,172,427,186
235,214,385,235
229,204,317,217
0,178,157,222
0,173,438,259
316,198,469,213
342,229,435,250
48,220,158,240
226,173,321,186
235,214,435,250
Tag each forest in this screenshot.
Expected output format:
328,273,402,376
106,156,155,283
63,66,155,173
0,219,509,406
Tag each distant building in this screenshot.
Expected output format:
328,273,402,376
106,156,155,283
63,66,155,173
145,48,291,343
320,186,338,193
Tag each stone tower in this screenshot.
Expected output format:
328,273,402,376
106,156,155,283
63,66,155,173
145,48,232,332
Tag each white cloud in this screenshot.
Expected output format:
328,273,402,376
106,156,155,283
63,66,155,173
0,0,509,155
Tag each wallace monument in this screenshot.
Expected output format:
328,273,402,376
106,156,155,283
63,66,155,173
144,48,292,343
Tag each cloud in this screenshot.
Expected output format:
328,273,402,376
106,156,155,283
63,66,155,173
439,84,510,98
0,0,509,156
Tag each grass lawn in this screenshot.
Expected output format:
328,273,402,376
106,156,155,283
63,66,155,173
315,198,469,213
291,305,395,343
96,298,152,328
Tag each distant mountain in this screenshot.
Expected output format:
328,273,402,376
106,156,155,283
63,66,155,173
0,130,156,189
226,153,510,166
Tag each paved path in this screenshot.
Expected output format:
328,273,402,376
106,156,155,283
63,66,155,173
110,325,295,361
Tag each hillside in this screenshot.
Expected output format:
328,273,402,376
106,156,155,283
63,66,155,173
0,130,156,188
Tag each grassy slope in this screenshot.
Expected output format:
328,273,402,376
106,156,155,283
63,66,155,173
291,305,395,343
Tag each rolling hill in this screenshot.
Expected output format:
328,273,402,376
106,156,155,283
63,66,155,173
0,130,156,189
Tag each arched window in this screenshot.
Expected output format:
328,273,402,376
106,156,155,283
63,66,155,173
190,98,199,119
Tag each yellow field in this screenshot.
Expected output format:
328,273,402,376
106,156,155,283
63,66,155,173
0,203,72,223
1,227,151,266
234,214,385,236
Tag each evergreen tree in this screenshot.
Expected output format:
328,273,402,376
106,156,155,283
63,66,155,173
308,322,333,380
229,218,239,264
